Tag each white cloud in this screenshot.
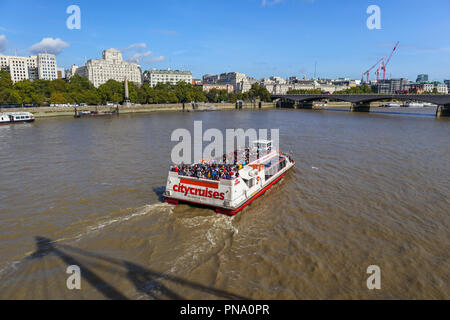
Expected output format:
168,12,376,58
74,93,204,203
122,42,165,63
29,37,69,55
0,34,7,52
127,51,153,62
147,56,165,63
123,43,147,52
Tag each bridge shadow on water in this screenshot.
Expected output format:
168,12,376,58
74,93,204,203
28,236,247,300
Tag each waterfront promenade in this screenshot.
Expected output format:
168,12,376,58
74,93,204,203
0,102,277,118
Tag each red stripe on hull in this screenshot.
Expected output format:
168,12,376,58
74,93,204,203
179,178,219,189
164,171,287,216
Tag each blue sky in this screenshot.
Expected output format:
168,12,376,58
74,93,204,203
0,0,449,81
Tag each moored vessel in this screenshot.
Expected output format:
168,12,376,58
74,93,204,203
0,112,35,125
164,140,295,216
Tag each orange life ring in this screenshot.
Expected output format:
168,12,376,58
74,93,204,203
257,176,261,182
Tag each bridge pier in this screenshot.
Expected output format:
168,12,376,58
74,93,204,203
297,102,314,109
350,102,371,113
436,105,450,118
278,100,296,108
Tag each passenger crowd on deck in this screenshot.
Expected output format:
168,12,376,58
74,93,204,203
170,163,243,180
169,146,288,181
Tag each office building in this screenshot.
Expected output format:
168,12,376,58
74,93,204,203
143,69,192,87
416,74,429,83
75,49,142,87
202,72,253,93
0,53,57,83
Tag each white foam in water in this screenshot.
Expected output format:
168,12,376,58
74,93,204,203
169,214,238,275
87,203,174,233
0,260,20,280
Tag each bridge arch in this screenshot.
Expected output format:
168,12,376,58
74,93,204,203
271,94,450,117
271,94,450,106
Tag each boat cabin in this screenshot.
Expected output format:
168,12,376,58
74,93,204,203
252,140,273,152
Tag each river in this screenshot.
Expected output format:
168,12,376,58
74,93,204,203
0,108,448,299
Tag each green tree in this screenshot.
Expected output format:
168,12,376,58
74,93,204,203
0,70,13,89
128,82,139,103
49,92,68,104
82,90,101,105
31,93,46,105
287,89,323,94
32,79,51,97
247,83,271,102
0,88,22,104
68,74,95,92
14,80,36,103
98,79,124,103
335,85,373,94
48,79,68,93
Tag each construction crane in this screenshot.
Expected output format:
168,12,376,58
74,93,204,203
375,58,384,84
363,57,384,84
381,41,399,81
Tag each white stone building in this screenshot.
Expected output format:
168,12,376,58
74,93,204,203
434,83,448,94
259,77,348,95
202,72,253,93
75,49,142,87
0,53,57,83
143,68,192,87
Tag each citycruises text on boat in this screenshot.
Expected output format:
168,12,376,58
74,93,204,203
0,112,35,125
164,140,295,216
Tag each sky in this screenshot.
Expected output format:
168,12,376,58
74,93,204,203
0,0,449,81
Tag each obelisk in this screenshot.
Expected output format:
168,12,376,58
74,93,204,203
124,76,130,106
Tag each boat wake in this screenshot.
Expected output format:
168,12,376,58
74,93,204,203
86,203,174,233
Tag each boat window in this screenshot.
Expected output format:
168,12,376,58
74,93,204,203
265,160,283,181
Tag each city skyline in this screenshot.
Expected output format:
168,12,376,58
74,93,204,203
0,0,449,81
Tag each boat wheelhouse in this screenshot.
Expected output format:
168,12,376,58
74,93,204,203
164,140,295,216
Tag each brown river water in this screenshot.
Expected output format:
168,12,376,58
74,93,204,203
0,108,448,299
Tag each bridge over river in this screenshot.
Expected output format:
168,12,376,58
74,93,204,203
271,94,450,118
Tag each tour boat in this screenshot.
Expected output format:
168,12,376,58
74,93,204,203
164,140,295,216
0,112,35,125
